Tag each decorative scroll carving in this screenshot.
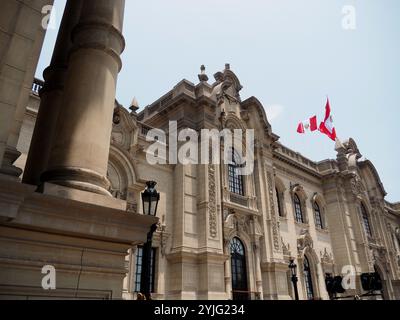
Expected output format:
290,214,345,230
297,228,313,253
252,217,263,238
235,214,250,234
267,171,280,250
223,212,250,241
208,164,218,238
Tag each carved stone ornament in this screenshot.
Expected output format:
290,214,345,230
297,228,313,253
252,217,263,237
366,248,376,269
320,248,334,265
235,215,250,234
208,163,218,238
157,222,170,257
350,175,366,196
282,238,291,256
224,212,251,239
267,171,280,250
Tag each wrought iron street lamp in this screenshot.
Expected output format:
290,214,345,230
140,181,160,300
289,259,299,300
142,181,160,217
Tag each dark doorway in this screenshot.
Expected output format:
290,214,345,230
230,237,249,300
303,255,315,300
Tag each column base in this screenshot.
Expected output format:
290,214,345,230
0,146,23,178
41,167,111,196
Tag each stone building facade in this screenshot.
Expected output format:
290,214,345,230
13,63,400,300
1,0,399,300
0,0,157,300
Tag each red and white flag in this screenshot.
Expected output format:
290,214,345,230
319,98,337,141
297,115,318,134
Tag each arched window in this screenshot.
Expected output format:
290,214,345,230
314,202,323,229
294,194,304,223
228,149,245,196
361,204,372,238
303,256,315,300
230,238,249,300
276,188,284,217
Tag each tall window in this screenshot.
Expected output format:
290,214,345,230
303,256,315,300
294,194,304,223
361,204,373,238
134,246,156,293
230,238,249,300
314,202,323,229
228,149,245,196
276,188,284,217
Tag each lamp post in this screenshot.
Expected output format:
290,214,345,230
289,259,299,301
140,181,160,300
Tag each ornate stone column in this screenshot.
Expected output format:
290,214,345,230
23,0,83,186
42,0,126,195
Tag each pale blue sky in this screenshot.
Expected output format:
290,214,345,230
36,0,400,202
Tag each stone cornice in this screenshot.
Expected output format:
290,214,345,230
272,152,321,179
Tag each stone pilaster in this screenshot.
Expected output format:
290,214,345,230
253,242,263,298
0,0,53,178
23,0,84,186
42,0,126,195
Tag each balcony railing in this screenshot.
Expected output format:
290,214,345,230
230,193,249,207
32,78,44,95
140,123,152,137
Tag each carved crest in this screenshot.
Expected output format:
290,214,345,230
350,175,366,196
320,248,334,264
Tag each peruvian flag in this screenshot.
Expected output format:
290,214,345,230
319,98,337,141
297,115,318,134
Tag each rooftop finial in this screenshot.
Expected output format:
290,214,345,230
129,97,139,113
198,65,209,82
225,63,230,70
